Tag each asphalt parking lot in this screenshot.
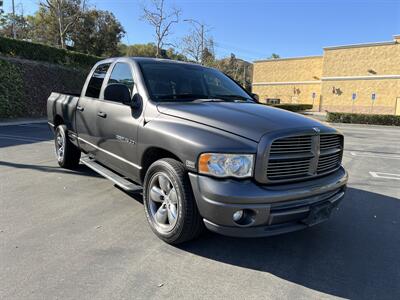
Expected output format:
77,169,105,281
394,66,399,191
1,122,399,300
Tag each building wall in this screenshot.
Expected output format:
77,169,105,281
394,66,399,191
252,36,400,115
252,56,323,109
320,42,400,114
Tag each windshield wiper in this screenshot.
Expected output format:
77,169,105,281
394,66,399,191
212,94,254,102
156,94,210,101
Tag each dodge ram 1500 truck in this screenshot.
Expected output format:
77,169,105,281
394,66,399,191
47,57,348,244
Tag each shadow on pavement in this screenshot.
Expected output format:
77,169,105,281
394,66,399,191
0,161,101,178
178,187,400,300
0,124,52,148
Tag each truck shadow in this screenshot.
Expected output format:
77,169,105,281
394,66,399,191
178,187,400,300
0,161,102,178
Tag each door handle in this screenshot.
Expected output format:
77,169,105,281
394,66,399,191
77,105,84,112
97,111,107,118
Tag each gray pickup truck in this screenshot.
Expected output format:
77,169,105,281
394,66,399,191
47,57,348,244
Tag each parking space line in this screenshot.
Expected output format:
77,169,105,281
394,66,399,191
369,172,400,180
0,135,52,144
350,151,400,160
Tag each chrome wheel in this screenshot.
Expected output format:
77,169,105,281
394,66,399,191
148,172,179,232
55,129,65,162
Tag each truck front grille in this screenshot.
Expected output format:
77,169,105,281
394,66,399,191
266,133,343,182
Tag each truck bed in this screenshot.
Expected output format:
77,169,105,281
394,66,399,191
47,92,79,131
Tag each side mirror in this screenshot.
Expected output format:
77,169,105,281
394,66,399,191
104,83,132,106
251,93,260,102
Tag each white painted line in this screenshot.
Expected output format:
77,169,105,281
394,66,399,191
17,124,47,128
350,151,400,160
0,119,47,127
369,172,400,181
0,135,52,144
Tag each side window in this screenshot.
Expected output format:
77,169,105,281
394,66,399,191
85,63,111,98
107,63,135,98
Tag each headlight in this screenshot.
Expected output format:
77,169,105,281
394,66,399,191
198,153,254,178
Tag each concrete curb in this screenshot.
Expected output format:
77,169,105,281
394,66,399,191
329,122,400,130
0,118,47,127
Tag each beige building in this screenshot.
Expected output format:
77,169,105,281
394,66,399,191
252,35,400,115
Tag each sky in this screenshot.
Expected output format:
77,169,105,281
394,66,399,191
7,0,400,61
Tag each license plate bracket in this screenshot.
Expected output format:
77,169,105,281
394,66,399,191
302,202,334,226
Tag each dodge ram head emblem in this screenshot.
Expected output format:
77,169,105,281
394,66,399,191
313,127,320,134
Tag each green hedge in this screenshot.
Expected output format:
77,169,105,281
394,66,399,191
265,103,313,112
327,112,400,126
0,57,87,119
0,60,25,118
0,36,101,69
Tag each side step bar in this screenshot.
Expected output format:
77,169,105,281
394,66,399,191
80,156,142,193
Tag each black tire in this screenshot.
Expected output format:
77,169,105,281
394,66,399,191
143,158,204,244
54,125,81,169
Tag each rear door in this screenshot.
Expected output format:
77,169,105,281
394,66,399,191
76,62,111,153
95,61,141,180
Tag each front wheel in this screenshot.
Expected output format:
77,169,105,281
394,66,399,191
54,125,81,169
143,158,204,244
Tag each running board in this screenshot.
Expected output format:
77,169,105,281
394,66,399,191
80,156,142,193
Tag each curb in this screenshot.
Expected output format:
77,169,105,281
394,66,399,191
329,122,400,130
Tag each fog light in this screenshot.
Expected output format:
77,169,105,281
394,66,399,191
233,210,244,222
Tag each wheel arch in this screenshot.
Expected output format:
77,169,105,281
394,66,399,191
54,115,64,127
140,147,183,183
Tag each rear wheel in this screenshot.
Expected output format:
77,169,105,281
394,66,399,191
143,158,204,244
55,125,81,169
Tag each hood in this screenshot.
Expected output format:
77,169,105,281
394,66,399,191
157,102,330,142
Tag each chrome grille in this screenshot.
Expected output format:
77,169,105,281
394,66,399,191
317,134,343,174
269,135,312,154
320,134,342,151
266,133,343,182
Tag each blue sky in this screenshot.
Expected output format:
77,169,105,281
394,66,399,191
11,0,400,61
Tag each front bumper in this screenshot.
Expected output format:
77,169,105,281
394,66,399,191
189,166,348,237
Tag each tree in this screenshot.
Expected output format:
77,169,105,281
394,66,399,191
269,53,280,59
0,3,32,40
71,9,125,56
39,0,86,49
118,42,186,61
0,13,32,39
181,28,203,63
141,0,181,57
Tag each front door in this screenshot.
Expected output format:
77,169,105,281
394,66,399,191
76,62,111,153
95,61,141,181
396,98,400,116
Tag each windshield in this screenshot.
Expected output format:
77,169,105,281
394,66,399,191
138,61,253,103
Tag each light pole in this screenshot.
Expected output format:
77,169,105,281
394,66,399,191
11,0,16,39
184,19,205,64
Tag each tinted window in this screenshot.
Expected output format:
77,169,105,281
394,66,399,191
85,63,111,98
138,61,252,102
108,63,134,96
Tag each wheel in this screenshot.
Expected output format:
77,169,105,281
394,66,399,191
143,158,204,244
54,125,81,169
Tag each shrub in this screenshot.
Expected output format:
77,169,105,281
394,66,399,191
0,36,101,69
0,60,25,118
263,103,313,112
327,112,400,126
0,57,87,119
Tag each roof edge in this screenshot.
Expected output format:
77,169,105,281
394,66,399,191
253,55,323,63
324,40,397,50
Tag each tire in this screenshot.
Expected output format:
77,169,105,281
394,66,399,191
143,158,204,244
54,125,81,169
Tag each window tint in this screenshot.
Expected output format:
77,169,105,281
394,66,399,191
85,63,111,98
108,63,134,96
